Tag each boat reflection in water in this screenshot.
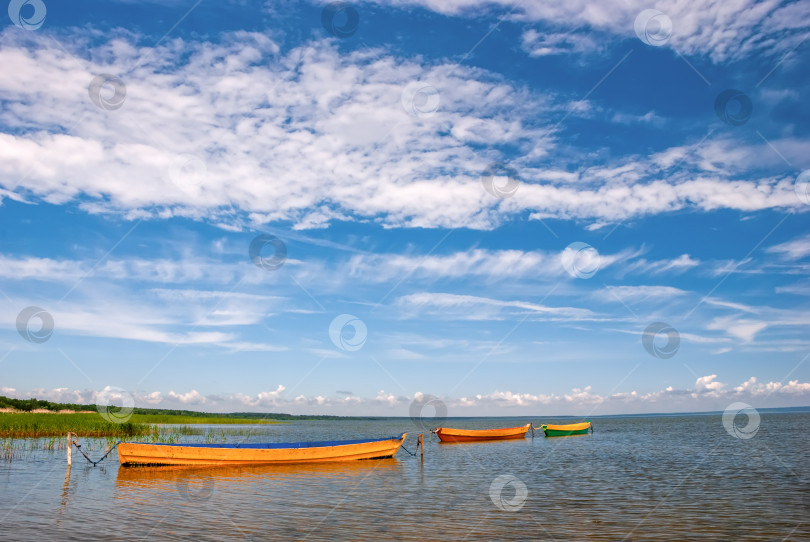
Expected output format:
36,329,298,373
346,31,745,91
115,458,404,497
114,459,407,539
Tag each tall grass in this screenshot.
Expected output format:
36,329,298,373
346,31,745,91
0,413,283,463
0,412,278,439
0,413,147,438
128,414,277,425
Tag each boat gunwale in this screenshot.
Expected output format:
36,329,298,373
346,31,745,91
117,434,408,466
541,422,591,431
127,433,406,450
434,424,530,436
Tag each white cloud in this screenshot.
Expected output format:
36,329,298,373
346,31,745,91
234,385,286,407
168,389,206,404
0,30,553,231
0,30,806,231
0,284,289,349
695,374,724,393
704,298,760,314
767,234,810,261
395,292,596,321
385,347,425,359
596,284,688,304
521,29,602,57
346,247,629,283
624,254,701,275
369,0,810,62
0,254,243,284
734,376,810,396
775,282,810,296
4,376,810,415
708,317,769,343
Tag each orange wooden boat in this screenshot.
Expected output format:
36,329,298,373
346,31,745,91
117,434,407,466
432,424,531,443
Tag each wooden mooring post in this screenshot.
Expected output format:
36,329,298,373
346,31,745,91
66,433,72,466
417,433,424,459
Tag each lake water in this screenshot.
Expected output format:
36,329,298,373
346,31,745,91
1,412,808,540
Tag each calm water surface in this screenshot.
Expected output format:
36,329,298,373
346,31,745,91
1,412,808,540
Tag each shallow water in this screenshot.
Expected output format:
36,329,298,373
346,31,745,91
1,412,808,540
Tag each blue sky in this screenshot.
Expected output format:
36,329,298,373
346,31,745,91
1,0,809,415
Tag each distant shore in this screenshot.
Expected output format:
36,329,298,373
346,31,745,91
0,411,279,438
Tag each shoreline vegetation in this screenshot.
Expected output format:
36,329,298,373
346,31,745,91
0,394,352,439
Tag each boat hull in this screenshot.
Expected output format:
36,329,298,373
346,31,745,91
541,422,591,437
117,434,407,466
434,424,530,443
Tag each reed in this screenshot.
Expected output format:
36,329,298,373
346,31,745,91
0,412,277,438
128,414,278,425
0,413,147,438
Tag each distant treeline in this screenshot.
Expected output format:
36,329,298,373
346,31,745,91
0,395,361,420
0,395,96,412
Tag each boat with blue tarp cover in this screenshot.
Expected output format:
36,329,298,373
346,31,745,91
117,433,407,466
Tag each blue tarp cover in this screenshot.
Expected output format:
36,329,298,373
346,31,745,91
133,434,404,449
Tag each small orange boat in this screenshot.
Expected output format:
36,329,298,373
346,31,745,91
432,424,531,443
117,434,407,466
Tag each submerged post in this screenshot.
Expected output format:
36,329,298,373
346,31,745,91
66,433,72,466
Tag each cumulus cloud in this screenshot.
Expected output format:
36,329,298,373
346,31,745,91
694,374,725,394
168,389,206,404
4,375,809,415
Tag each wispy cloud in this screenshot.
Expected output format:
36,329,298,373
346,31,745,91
766,234,810,260
395,292,597,321
369,0,810,62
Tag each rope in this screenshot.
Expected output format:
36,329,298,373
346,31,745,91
71,437,121,467
399,443,417,456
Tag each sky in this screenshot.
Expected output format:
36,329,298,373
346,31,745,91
1,0,809,416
